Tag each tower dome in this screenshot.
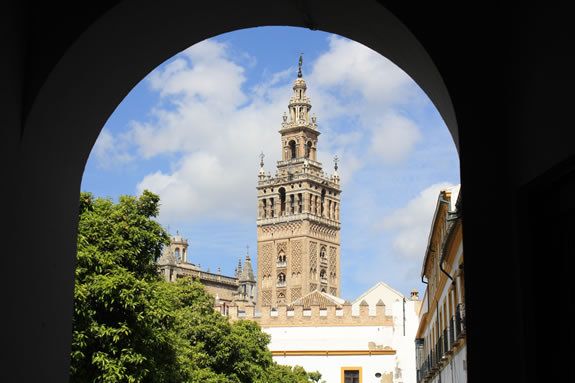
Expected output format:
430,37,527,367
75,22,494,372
293,77,307,89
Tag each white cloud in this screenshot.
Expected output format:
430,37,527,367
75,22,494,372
369,113,422,164
310,35,417,106
376,182,456,260
136,151,256,223
102,34,431,224
91,128,135,168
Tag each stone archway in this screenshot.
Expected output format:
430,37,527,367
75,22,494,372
8,1,460,381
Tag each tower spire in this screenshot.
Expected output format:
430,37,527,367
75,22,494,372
256,61,342,309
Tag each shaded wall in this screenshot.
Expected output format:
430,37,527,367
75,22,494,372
1,2,573,381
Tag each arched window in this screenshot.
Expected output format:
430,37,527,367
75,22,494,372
320,246,327,259
305,141,312,158
174,248,180,261
289,140,296,159
279,188,286,215
277,273,286,286
182,248,186,262
320,269,326,279
321,189,326,216
278,250,286,264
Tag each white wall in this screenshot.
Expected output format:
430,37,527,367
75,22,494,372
429,345,467,383
352,282,406,316
263,298,420,383
265,325,393,350
272,354,394,383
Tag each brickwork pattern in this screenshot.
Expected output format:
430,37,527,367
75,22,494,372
261,243,273,277
291,239,303,273
261,289,272,306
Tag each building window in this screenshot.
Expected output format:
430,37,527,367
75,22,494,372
279,188,286,215
174,248,180,261
342,367,362,383
289,140,296,159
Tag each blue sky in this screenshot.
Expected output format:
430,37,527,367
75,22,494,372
81,26,460,301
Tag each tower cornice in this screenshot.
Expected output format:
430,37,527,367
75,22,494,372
279,125,320,136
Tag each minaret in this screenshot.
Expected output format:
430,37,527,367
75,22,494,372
256,56,342,310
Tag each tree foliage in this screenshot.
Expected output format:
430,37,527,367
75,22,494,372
71,191,322,382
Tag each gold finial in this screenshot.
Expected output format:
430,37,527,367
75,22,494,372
298,53,303,78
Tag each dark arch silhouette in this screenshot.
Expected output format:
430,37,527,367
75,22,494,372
3,2,574,382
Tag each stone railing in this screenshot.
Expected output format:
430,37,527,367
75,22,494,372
178,269,238,286
257,212,341,229
257,171,339,189
226,301,392,326
276,158,322,169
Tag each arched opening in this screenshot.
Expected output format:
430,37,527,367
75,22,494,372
305,141,312,158
8,2,487,381
320,189,326,217
279,187,286,216
77,25,461,382
277,273,286,287
289,140,297,159
278,250,286,265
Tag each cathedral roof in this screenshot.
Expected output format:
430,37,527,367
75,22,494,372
287,290,345,309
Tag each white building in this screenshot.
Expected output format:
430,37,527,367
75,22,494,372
415,186,466,383
229,283,421,383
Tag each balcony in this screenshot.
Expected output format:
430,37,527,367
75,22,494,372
276,281,286,287
455,303,466,338
320,257,327,265
443,328,451,356
276,261,287,268
449,316,456,346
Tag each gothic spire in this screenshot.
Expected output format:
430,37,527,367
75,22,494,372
240,249,256,282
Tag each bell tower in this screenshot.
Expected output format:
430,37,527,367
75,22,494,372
256,56,342,310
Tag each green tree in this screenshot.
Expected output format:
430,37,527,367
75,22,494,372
71,191,323,382
71,191,174,382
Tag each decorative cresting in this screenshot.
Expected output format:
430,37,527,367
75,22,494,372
228,294,392,327
256,56,342,310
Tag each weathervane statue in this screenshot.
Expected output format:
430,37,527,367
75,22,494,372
298,53,303,78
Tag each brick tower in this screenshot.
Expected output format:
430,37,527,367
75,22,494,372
256,56,341,310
